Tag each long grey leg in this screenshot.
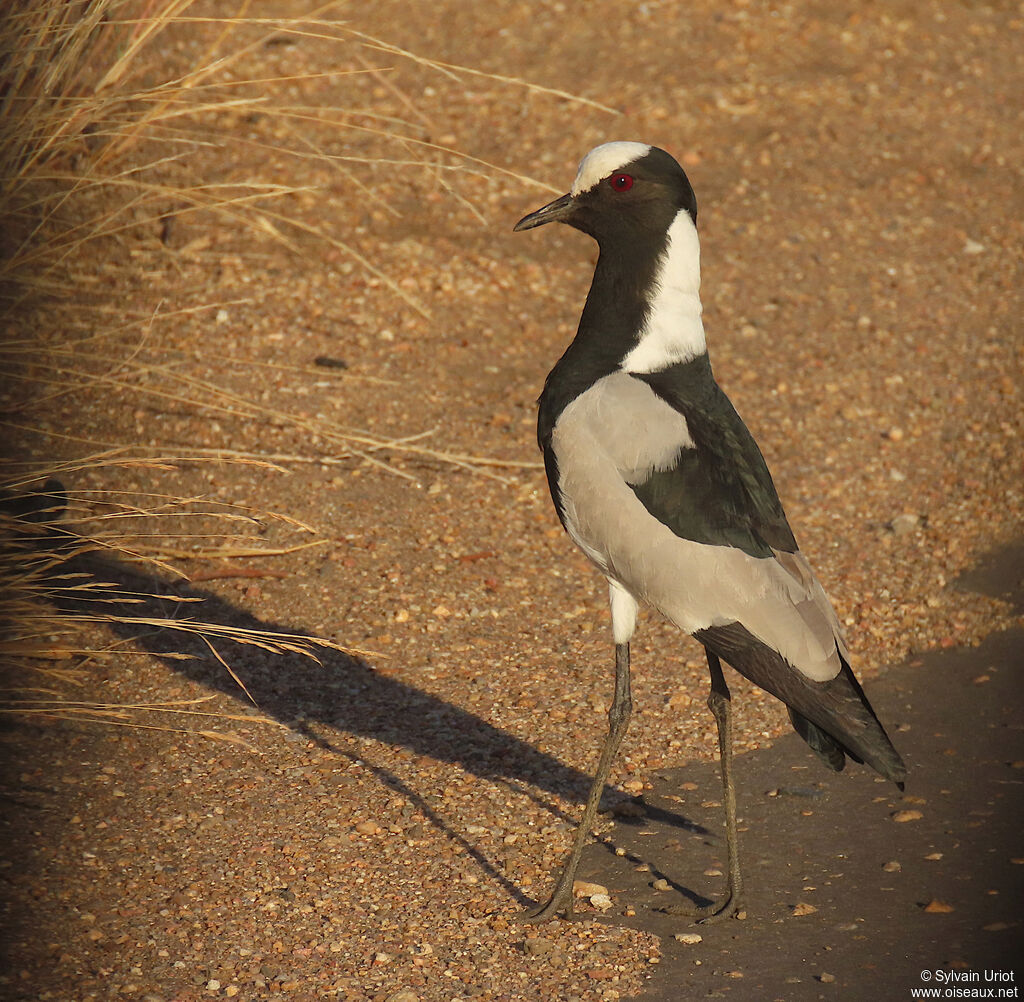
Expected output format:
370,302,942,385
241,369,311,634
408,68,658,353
666,647,743,923
526,642,632,922
699,648,743,921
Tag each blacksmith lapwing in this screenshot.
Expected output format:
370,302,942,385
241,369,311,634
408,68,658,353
514,141,906,923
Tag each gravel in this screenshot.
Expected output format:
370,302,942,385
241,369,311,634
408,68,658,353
3,0,1021,999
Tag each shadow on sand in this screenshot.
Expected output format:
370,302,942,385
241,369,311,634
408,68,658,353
44,545,709,905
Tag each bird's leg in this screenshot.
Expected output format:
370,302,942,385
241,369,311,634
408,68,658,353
665,647,744,923
525,642,632,923
699,648,744,921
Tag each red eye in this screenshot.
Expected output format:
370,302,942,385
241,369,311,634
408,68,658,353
609,173,634,192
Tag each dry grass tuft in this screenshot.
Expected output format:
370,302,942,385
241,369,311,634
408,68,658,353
0,0,589,733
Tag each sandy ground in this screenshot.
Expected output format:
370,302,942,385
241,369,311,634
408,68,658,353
2,0,1022,999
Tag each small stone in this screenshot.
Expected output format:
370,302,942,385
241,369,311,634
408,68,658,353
792,902,818,916
206,981,221,992
892,809,923,823
385,993,419,1002
963,238,985,254
882,860,902,873
819,972,837,984
925,852,943,860
890,513,919,536
524,938,554,956
674,933,703,945
354,819,382,835
590,893,613,911
924,899,955,913
651,878,671,891
573,880,608,898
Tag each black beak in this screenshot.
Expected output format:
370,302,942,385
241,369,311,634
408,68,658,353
513,192,575,232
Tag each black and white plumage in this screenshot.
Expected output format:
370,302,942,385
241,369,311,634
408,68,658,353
514,141,905,923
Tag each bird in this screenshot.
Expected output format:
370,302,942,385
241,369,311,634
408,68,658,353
513,141,906,924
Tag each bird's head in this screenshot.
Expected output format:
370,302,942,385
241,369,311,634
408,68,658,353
514,142,698,245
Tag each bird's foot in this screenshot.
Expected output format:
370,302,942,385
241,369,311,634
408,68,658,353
523,893,575,924
663,892,744,925
694,893,744,925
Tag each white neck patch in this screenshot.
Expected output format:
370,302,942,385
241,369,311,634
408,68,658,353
621,209,706,373
571,141,652,196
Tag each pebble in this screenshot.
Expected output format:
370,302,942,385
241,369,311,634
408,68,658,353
891,513,920,535
651,878,671,891
573,880,608,897
524,938,555,956
792,902,818,916
674,933,703,945
892,809,923,822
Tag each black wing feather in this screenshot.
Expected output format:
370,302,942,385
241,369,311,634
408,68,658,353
635,354,797,557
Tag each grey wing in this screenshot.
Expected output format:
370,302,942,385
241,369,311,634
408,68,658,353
551,370,846,681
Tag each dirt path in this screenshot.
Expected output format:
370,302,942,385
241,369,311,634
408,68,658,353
3,1,1022,1000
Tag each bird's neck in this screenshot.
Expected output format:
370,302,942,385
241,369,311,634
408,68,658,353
538,210,708,446
621,209,706,373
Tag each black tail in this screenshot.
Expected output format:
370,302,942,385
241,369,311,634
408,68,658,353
788,708,849,773
696,622,907,788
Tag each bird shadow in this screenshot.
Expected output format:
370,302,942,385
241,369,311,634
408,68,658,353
35,543,711,907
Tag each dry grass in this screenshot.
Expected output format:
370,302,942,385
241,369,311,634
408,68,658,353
0,0,588,733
